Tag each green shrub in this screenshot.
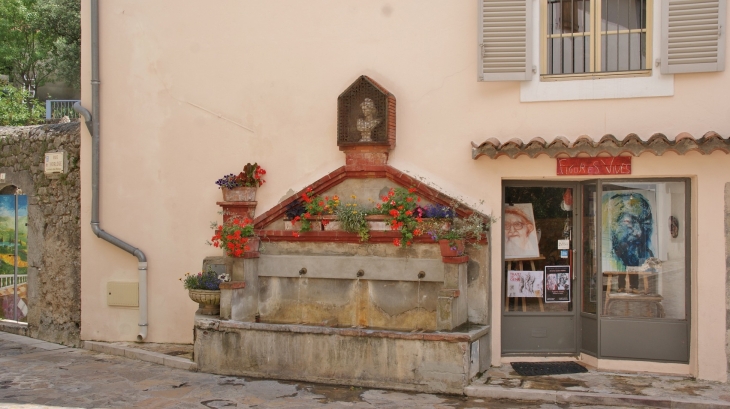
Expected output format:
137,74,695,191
0,83,46,126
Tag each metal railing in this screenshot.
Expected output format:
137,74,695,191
0,274,27,289
46,100,81,120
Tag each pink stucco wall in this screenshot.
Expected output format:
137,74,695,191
79,1,730,382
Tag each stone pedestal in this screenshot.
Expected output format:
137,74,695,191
228,257,259,322
216,201,257,223
340,144,391,169
437,262,468,331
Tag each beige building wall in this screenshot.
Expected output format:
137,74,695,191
79,1,730,381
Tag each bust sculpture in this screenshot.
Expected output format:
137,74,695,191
356,98,381,142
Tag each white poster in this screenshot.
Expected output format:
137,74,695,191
507,270,544,298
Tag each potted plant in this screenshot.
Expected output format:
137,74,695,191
216,162,266,202
209,217,259,256
424,208,489,259
182,268,230,315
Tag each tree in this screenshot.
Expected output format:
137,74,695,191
36,0,80,90
0,81,46,126
0,0,80,95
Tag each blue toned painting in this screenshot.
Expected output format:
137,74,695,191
601,190,657,272
0,194,29,321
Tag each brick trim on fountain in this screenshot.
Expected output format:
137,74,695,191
253,165,479,231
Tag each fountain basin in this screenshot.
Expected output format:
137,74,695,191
194,316,490,394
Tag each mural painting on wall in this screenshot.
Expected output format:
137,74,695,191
0,195,28,321
504,204,540,259
601,190,658,290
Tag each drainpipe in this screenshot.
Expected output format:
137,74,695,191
74,0,149,342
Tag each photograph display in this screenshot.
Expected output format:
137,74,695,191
504,203,540,260
507,270,544,298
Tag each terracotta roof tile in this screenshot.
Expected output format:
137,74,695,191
471,132,729,159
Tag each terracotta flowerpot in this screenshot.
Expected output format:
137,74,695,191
222,186,257,202
188,289,221,315
245,236,260,252
439,239,465,257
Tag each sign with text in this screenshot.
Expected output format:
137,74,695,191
44,151,65,174
556,157,631,176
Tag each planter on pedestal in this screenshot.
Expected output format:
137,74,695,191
439,239,469,264
222,186,257,202
438,239,465,257
188,289,221,315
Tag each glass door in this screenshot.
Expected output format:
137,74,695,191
502,183,578,355
597,180,689,362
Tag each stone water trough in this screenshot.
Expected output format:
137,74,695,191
194,242,490,394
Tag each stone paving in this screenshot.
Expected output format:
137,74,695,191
467,363,730,408
0,331,644,409
4,332,730,408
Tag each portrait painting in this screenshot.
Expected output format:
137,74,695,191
601,190,658,288
504,203,540,260
507,270,544,298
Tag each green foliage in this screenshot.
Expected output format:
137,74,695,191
0,0,80,92
335,203,370,242
0,82,46,125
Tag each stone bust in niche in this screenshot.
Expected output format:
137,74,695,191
356,98,381,142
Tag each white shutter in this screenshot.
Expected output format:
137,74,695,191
478,0,533,81
661,0,727,74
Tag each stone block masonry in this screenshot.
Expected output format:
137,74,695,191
0,123,81,347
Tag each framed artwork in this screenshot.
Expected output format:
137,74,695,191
545,265,571,302
601,190,658,272
507,270,544,298
504,203,540,260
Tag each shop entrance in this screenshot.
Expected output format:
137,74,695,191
502,183,578,354
502,180,690,363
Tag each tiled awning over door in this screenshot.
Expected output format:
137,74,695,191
471,132,730,159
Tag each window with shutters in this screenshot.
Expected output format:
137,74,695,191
479,0,726,100
542,0,652,77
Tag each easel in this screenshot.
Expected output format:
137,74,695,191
505,256,545,312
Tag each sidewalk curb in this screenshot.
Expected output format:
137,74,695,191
83,340,197,372
465,385,730,409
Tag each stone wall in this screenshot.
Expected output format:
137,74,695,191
0,123,81,346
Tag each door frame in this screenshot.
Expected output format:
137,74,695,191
501,181,581,356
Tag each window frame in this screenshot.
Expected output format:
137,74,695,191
539,0,654,80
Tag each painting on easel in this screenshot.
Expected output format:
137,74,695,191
504,204,540,259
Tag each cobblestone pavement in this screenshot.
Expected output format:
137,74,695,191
0,334,637,409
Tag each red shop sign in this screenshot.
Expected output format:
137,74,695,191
556,156,631,176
